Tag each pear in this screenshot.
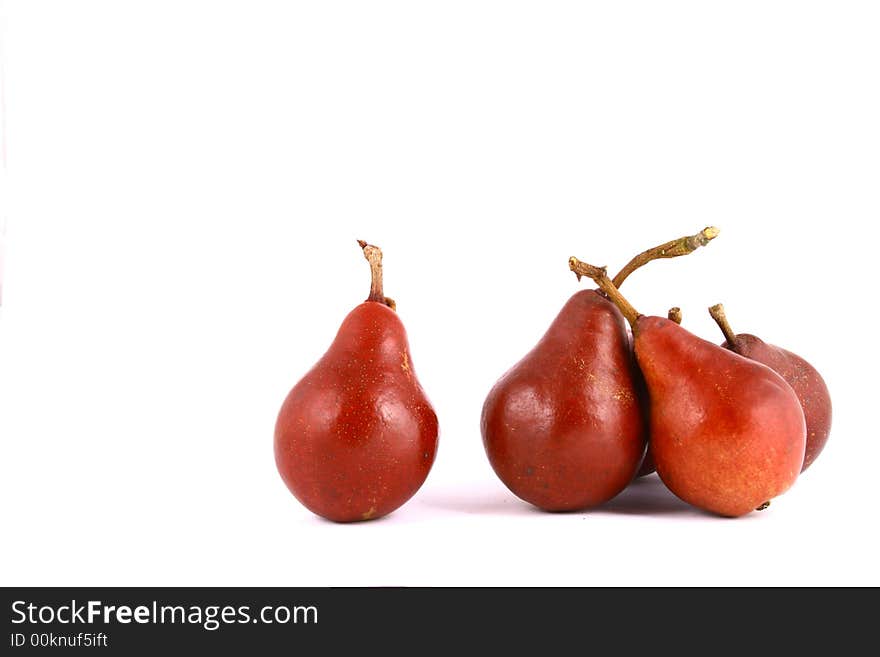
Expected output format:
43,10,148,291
482,289,646,511
274,242,438,522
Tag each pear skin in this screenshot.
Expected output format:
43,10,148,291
482,290,647,511
721,333,831,472
275,301,438,522
275,242,438,522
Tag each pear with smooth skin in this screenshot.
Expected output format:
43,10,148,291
274,241,439,522
481,287,646,510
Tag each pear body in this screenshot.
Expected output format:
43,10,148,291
723,334,831,472
481,290,647,511
275,302,438,522
635,316,806,517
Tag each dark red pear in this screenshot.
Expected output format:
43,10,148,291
481,228,717,511
709,303,831,472
569,260,806,517
481,289,645,510
274,241,438,522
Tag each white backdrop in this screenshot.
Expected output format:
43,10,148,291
1,1,878,586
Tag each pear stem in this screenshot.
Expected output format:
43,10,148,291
568,258,641,328
612,226,720,289
708,303,738,347
357,240,396,310
668,307,682,325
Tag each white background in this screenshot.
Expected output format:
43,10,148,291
1,1,878,586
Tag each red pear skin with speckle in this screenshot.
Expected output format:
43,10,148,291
569,259,806,517
274,242,438,522
636,317,805,516
481,289,646,511
710,304,831,472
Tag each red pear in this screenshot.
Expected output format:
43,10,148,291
481,289,645,510
709,303,831,471
274,242,438,522
569,259,806,517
